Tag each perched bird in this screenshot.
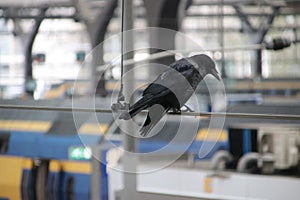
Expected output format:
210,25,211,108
119,54,221,137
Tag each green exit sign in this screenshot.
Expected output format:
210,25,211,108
69,146,92,160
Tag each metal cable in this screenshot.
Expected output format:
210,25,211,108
117,0,125,103
0,104,299,120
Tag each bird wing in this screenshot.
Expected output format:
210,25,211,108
138,67,197,136
122,60,200,119
143,67,194,96
120,57,206,137
123,90,170,119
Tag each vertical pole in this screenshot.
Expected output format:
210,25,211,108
218,0,225,77
91,146,101,200
121,0,137,199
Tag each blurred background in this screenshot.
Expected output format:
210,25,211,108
0,0,300,99
1,0,300,200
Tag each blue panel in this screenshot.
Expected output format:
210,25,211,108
60,172,90,199
101,176,108,200
243,129,252,154
138,141,178,153
8,132,101,159
8,131,40,157
36,135,83,159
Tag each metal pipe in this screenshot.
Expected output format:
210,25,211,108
90,146,101,200
121,0,138,199
0,104,300,120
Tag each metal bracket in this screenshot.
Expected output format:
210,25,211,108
111,101,130,113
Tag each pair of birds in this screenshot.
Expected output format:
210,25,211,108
119,54,221,137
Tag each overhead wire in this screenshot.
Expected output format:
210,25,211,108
117,0,125,103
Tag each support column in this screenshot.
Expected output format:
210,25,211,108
23,7,47,96
144,0,181,78
76,0,118,96
92,0,118,97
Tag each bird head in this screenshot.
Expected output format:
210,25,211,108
188,54,221,81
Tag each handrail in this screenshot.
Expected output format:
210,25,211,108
0,104,299,120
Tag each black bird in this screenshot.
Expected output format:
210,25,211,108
119,54,221,137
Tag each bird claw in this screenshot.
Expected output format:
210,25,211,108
181,104,194,112
170,108,181,114
112,101,131,120
111,102,130,113
168,105,194,114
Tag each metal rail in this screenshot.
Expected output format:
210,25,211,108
0,104,299,120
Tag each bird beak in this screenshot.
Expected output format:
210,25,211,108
211,69,221,81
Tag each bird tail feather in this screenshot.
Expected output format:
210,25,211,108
119,94,153,120
139,105,170,137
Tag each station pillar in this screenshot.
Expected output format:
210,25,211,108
144,0,181,77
